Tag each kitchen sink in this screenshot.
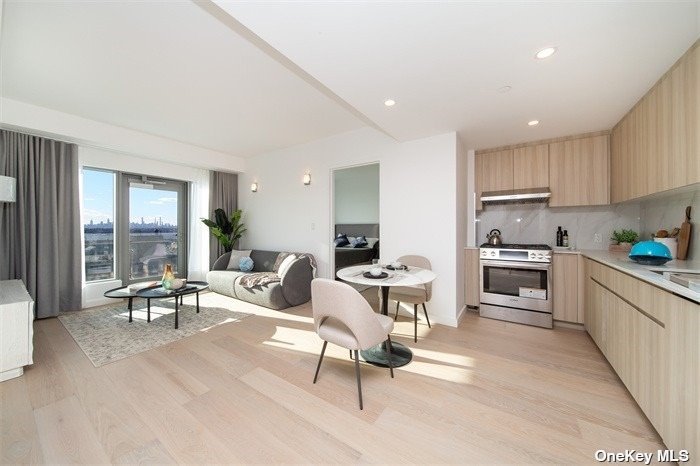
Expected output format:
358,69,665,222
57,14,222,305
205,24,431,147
651,270,700,292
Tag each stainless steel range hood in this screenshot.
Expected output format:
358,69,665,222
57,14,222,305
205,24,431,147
480,187,551,205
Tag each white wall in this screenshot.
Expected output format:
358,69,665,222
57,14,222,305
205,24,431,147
333,163,379,224
455,139,468,322
239,127,463,326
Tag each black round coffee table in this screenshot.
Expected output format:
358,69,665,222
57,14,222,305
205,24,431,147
135,281,209,329
103,285,146,323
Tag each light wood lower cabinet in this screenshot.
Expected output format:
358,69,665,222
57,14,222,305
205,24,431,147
584,258,699,455
552,253,583,323
464,248,480,308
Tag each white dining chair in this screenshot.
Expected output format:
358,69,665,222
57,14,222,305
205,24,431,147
311,278,395,410
389,255,432,342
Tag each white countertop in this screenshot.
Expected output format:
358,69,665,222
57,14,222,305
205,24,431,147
579,250,700,304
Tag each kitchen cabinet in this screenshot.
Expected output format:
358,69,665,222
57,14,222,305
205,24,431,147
464,248,480,308
610,41,699,203
552,253,583,323
513,144,549,190
548,135,609,207
475,149,513,211
583,258,698,456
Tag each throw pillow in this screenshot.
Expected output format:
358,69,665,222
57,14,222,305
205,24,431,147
277,254,297,278
365,237,379,249
351,235,368,248
334,234,349,247
239,257,254,272
227,249,251,270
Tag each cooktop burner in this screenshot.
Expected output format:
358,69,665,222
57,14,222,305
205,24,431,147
479,243,552,250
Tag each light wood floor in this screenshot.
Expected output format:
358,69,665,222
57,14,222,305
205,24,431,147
1,291,666,464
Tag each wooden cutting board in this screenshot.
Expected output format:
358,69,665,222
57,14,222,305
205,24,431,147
677,206,692,260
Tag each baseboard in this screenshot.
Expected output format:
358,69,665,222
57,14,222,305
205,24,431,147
553,320,585,331
455,304,467,325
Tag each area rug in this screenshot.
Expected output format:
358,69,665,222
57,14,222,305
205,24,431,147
58,294,251,367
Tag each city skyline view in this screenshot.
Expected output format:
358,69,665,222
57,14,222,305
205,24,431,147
82,169,179,226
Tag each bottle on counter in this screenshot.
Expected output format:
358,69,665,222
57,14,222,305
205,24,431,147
556,226,563,247
563,230,569,247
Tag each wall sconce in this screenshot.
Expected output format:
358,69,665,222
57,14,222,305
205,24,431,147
0,176,16,202
251,182,258,193
303,173,311,186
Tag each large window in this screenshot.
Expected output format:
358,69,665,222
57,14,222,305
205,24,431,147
83,168,115,282
82,168,188,284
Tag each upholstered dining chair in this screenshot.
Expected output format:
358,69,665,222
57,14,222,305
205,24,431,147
390,255,432,343
311,278,395,410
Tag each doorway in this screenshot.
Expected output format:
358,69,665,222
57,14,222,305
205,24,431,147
330,162,380,280
118,175,188,284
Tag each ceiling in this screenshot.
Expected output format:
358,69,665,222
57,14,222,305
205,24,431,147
220,1,699,150
0,0,363,157
1,1,698,156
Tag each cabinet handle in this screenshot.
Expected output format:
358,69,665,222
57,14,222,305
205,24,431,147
590,277,665,328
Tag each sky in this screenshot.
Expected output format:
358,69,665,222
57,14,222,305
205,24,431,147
82,169,179,226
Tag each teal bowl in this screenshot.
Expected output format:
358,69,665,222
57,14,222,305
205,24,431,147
629,241,672,266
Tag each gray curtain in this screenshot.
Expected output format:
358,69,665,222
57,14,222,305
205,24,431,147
208,171,238,267
0,130,82,318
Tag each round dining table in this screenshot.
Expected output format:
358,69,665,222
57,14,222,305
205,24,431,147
336,264,437,368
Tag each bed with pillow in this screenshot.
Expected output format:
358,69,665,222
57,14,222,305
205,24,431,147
334,223,380,273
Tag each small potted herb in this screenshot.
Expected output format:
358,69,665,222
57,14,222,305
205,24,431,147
609,229,638,251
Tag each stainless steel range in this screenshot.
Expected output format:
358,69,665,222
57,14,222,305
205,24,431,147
479,243,553,328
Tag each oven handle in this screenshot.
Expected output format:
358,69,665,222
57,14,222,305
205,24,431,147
480,259,551,270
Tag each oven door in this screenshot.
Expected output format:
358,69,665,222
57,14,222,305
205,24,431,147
480,259,552,313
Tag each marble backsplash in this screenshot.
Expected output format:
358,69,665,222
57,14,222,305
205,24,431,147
475,184,699,258
476,203,641,250
639,185,699,260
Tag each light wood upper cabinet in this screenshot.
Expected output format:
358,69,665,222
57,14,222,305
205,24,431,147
549,135,610,207
552,253,583,324
464,248,480,307
610,41,699,203
475,149,513,210
513,144,549,189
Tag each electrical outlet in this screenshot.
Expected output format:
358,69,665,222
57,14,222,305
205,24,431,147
594,233,602,243
311,222,315,231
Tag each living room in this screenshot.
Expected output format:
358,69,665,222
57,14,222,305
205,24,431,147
1,1,699,464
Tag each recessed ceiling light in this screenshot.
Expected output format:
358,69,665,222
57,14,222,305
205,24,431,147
496,86,512,94
535,47,557,59
384,99,396,107
528,120,540,126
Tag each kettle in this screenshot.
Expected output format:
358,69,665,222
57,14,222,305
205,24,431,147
486,229,503,246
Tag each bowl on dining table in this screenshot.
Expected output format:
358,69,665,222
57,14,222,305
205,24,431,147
391,261,403,269
369,267,383,277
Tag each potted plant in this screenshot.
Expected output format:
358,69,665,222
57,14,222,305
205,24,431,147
609,229,639,252
201,208,247,253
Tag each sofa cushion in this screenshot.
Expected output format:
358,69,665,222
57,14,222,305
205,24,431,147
206,270,248,298
277,254,297,277
233,280,289,310
249,250,280,272
239,257,254,272
226,249,251,270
